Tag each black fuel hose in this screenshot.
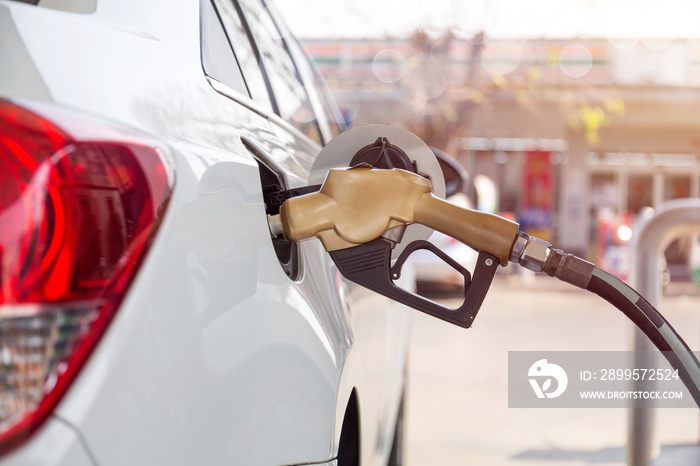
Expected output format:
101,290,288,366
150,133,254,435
585,267,700,406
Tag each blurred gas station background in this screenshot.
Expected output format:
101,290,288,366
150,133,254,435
277,1,700,464
279,0,700,284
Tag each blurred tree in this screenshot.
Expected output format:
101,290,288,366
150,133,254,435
398,30,625,152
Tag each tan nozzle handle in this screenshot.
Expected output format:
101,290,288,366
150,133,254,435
275,167,520,265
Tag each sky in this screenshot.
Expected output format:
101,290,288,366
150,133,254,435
274,0,700,40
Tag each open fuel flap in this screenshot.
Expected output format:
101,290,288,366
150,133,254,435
266,125,508,328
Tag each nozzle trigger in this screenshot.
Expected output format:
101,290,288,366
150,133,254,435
329,238,498,328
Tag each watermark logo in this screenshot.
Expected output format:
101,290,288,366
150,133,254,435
510,352,693,408
528,359,568,399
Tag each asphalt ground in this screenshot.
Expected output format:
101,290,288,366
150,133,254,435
405,272,700,466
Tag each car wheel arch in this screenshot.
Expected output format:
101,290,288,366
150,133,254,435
337,389,360,466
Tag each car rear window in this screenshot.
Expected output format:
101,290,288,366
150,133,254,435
212,0,274,112
201,0,249,97
238,0,322,144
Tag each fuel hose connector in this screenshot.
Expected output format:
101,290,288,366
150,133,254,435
509,231,595,289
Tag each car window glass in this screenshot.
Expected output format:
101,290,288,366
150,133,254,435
281,35,337,142
303,46,345,139
239,0,322,144
264,7,345,141
212,0,273,112
201,0,249,97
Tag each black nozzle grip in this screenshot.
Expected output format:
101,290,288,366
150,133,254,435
329,238,498,328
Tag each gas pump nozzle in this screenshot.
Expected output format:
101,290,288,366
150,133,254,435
268,165,520,327
270,166,518,264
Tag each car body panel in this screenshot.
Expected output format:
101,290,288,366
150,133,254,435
1,419,94,466
0,0,411,465
52,142,343,465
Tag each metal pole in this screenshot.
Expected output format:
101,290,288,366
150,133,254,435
629,198,700,466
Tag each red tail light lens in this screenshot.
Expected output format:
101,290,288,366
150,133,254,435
0,99,173,453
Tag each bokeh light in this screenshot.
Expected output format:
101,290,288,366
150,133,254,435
372,49,407,83
558,44,593,78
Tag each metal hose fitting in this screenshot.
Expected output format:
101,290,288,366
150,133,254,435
510,231,595,289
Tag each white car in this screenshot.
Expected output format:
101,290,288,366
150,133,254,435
410,193,479,292
0,1,412,465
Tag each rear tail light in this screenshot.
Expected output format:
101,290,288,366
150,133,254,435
0,99,173,454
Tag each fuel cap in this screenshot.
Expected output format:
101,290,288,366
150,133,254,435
308,125,446,259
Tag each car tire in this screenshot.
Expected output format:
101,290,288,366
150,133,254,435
387,391,406,466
